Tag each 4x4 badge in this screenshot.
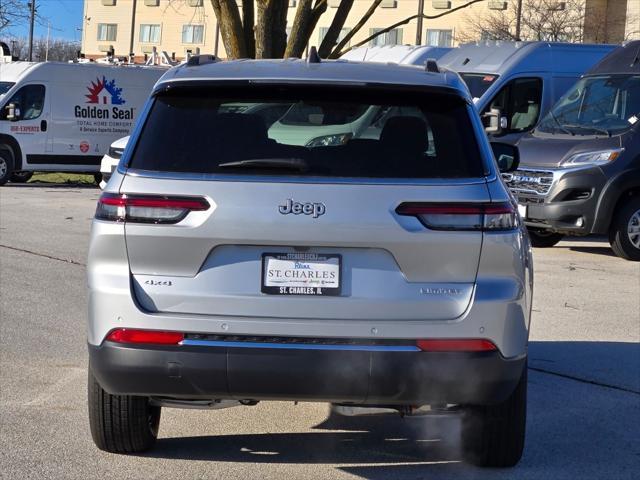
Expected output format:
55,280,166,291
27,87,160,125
279,199,326,218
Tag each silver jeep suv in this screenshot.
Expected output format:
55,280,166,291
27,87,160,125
87,56,533,467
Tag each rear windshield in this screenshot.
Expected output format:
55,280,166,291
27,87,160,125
129,85,483,179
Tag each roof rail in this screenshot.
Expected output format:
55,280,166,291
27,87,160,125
307,46,321,64
425,58,439,73
187,54,218,67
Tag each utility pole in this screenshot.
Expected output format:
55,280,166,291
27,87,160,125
28,0,36,61
45,21,50,61
415,0,425,45
515,0,523,41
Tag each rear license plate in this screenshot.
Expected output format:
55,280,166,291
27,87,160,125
261,253,341,296
518,204,527,219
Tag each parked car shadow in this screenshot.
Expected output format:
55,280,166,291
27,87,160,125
142,341,640,480
565,245,618,258
3,182,98,189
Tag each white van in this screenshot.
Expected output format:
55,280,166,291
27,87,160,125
0,62,165,185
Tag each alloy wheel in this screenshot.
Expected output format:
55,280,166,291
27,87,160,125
627,209,640,249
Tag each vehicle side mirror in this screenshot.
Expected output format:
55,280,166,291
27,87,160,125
483,108,508,135
490,142,520,173
6,103,20,121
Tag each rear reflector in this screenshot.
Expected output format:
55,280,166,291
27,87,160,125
396,202,518,231
95,193,210,224
416,339,497,352
106,328,184,345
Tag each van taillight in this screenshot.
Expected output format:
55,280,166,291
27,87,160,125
95,193,210,224
396,202,518,231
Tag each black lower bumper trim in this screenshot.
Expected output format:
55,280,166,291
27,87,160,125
89,342,526,406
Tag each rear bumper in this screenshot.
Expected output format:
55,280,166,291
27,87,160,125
89,341,526,406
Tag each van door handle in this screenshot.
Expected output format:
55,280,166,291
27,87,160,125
40,120,47,132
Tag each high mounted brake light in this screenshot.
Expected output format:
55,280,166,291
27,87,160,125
95,193,210,224
396,202,518,231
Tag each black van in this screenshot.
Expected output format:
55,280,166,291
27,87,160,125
507,41,640,260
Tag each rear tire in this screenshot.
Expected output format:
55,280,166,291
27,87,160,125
0,150,14,186
88,368,161,453
10,171,33,183
527,228,564,248
461,365,527,467
609,196,640,261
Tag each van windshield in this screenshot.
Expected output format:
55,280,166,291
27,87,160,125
0,81,15,98
459,73,499,100
128,84,484,179
537,75,640,136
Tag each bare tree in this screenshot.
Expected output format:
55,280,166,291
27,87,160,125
459,0,588,43
203,0,483,60
1,35,80,61
0,0,46,34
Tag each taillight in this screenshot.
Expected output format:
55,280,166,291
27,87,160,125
417,339,497,352
95,193,210,224
105,328,184,345
396,202,518,231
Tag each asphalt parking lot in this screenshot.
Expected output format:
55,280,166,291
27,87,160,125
1,185,639,479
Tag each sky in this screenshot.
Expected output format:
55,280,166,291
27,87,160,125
6,0,83,41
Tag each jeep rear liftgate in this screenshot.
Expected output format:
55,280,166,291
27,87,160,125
117,83,490,320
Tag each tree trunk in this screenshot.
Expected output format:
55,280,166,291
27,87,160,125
284,0,312,58
318,0,354,58
272,0,289,58
329,0,383,59
210,0,247,59
284,0,328,58
255,0,289,58
242,0,255,58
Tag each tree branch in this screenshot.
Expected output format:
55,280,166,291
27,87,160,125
335,0,486,58
318,0,354,58
329,0,383,59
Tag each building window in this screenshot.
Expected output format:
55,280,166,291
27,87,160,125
319,27,350,48
97,23,118,42
369,28,403,47
144,0,160,6
140,24,161,43
381,0,397,7
182,25,204,44
101,0,116,5
426,29,452,47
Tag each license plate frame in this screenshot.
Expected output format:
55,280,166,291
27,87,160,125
261,252,342,296
517,204,527,219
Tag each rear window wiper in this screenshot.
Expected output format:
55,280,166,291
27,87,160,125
561,123,612,137
218,158,309,172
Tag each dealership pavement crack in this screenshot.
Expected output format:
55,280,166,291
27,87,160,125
529,366,640,395
0,244,86,266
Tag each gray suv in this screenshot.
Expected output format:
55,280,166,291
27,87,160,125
87,56,533,467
